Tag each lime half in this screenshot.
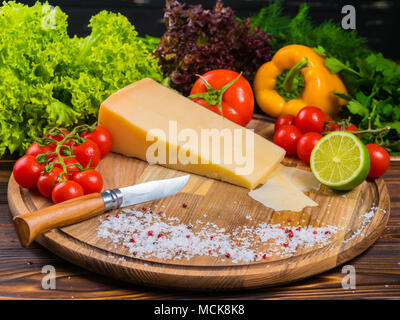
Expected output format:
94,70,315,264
310,131,370,190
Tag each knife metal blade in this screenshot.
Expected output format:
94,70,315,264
14,174,190,247
101,175,190,210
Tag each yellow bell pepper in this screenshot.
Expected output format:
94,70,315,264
253,44,348,117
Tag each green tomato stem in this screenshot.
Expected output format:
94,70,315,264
188,72,243,118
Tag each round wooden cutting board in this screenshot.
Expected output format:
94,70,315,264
7,118,391,290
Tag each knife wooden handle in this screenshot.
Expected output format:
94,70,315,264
14,193,105,247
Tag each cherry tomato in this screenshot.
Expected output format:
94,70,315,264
37,167,65,199
190,69,254,127
43,129,70,149
273,125,302,155
295,106,329,133
274,114,295,132
81,126,113,158
365,144,390,178
52,157,81,177
13,155,44,190
322,116,338,133
72,169,103,194
296,132,322,165
71,138,101,169
26,142,52,157
335,123,360,138
52,180,84,204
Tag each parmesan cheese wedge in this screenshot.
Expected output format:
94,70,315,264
98,78,285,189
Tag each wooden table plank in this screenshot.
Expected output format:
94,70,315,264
0,160,399,299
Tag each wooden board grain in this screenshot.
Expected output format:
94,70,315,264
6,118,391,291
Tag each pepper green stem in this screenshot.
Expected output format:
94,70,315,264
283,57,308,93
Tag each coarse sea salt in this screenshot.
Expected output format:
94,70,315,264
343,206,379,243
97,207,341,264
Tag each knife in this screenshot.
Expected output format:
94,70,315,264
14,175,190,247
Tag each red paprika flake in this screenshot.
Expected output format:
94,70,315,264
287,219,292,222
325,231,331,235
283,243,289,247
115,214,119,218
147,230,154,236
130,238,135,243
225,253,231,258
186,235,190,238
182,202,188,208
313,230,318,235
262,254,267,259
158,233,164,238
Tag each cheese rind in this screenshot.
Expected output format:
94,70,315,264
98,78,285,189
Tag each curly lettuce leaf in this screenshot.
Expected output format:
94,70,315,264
0,2,163,156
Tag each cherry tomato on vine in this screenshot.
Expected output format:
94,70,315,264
274,114,295,132
81,126,113,158
335,123,360,138
37,167,65,199
13,155,44,190
52,180,84,204
295,106,328,133
296,132,322,164
189,69,254,127
322,116,338,133
273,124,302,156
26,142,53,157
43,129,70,150
72,169,103,194
52,156,81,177
71,139,101,169
365,144,390,178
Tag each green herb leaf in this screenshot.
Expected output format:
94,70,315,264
346,100,370,118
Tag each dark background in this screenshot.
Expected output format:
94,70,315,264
18,0,400,60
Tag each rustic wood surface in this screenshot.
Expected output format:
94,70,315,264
1,118,399,298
